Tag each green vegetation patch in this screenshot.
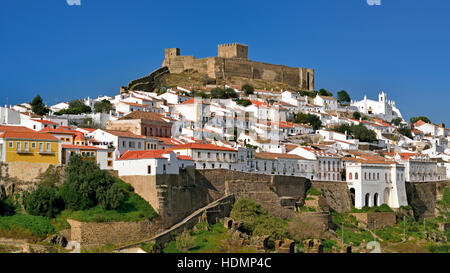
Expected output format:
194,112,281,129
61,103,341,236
0,214,55,240
351,204,393,213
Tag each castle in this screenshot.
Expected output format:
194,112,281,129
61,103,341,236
162,43,315,91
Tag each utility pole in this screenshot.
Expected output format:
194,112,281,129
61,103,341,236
373,220,377,242
423,218,427,239
403,216,406,241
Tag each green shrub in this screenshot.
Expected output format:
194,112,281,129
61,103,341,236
307,186,321,196
23,186,64,218
60,155,123,210
176,230,197,251
0,214,55,239
230,198,288,240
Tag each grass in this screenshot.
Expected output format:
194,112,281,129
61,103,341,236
336,226,374,246
0,213,55,241
163,222,259,253
0,244,20,253
351,204,393,213
306,186,321,196
163,222,230,253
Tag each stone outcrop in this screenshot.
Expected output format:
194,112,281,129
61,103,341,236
127,66,170,92
405,181,449,219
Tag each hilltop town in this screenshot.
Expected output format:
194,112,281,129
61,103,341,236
0,44,449,253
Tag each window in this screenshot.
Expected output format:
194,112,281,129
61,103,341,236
122,141,126,148
163,164,166,173
31,142,36,149
9,141,13,149
46,143,51,152
24,142,29,151
355,172,358,179
147,166,151,174
70,151,76,156
107,152,112,158
349,173,353,180
107,160,113,167
39,143,43,152
16,141,21,151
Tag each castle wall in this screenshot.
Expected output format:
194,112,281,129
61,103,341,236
162,45,315,90
67,219,164,247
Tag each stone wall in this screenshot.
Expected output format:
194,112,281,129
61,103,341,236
115,194,235,251
117,169,311,225
197,169,311,218
119,167,211,227
351,212,396,229
0,162,58,197
67,219,164,247
313,181,354,213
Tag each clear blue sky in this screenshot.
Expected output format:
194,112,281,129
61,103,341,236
1,0,449,124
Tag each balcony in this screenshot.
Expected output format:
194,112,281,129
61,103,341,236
16,149,32,154
39,150,55,155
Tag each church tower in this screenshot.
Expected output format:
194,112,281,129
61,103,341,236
378,91,387,104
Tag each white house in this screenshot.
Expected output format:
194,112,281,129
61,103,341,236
88,129,147,157
314,95,338,111
0,106,20,125
114,150,195,176
169,143,240,171
346,159,408,209
289,146,342,182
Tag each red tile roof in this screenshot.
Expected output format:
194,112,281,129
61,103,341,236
250,100,270,108
39,127,77,135
0,125,34,133
169,143,237,152
102,130,146,139
62,145,105,150
118,150,168,160
0,131,58,141
31,119,58,125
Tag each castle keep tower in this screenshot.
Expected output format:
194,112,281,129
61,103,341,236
218,43,248,59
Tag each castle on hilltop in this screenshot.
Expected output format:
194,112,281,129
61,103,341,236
162,43,315,91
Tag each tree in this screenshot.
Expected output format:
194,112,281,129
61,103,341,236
295,113,322,131
337,90,351,104
224,88,238,99
23,186,64,218
94,99,114,113
398,127,413,139
333,124,377,143
352,112,361,120
410,116,431,124
318,88,333,97
55,100,92,115
236,99,252,107
391,118,403,126
60,155,123,210
242,84,254,95
30,95,49,116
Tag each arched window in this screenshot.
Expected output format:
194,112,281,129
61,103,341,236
349,173,353,180
355,172,359,179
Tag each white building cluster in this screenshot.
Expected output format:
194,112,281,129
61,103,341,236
2,84,448,210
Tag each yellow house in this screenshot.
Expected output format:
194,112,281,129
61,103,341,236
0,129,61,165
